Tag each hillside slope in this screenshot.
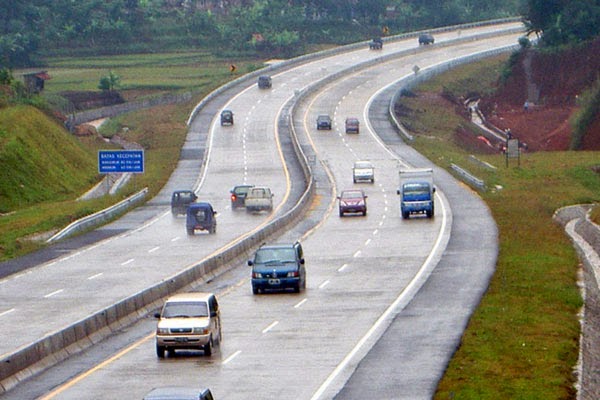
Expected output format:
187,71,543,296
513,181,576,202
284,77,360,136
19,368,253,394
0,106,99,212
480,38,600,151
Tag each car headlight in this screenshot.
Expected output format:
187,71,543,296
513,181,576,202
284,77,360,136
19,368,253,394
157,327,169,335
193,327,210,334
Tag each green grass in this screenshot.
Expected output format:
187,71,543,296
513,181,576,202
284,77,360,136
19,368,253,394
1,52,265,261
395,55,599,399
33,51,265,95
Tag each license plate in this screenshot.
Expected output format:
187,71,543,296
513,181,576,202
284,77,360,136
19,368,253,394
175,337,188,342
268,279,280,285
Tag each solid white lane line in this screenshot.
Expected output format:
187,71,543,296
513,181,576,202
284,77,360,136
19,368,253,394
44,289,64,298
223,350,242,365
294,299,308,309
319,280,330,289
262,321,279,333
0,308,15,318
121,259,134,266
87,273,103,280
148,246,160,253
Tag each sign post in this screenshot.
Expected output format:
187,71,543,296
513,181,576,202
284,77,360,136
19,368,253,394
98,150,145,174
505,138,520,167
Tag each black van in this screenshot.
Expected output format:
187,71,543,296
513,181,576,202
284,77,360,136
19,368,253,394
171,190,197,216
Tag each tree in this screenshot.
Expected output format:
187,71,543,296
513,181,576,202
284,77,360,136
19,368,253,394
98,71,121,92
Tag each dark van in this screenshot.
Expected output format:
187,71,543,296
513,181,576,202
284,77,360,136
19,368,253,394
186,202,217,235
171,190,197,216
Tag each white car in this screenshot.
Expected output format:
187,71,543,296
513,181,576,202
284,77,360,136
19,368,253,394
353,161,374,183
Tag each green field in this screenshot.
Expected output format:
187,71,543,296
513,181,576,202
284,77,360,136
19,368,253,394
395,55,599,399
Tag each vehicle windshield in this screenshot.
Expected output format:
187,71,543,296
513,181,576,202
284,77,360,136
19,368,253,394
342,191,364,199
191,208,207,221
403,182,430,194
354,162,372,169
255,248,296,263
162,301,209,318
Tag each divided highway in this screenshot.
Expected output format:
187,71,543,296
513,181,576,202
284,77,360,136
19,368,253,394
0,22,521,399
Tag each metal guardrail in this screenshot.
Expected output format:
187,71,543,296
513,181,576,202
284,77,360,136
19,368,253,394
46,187,149,244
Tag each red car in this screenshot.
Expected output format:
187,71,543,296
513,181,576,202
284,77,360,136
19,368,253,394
337,189,368,217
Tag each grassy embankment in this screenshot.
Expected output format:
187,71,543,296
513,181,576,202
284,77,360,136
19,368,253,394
1,52,263,261
395,54,599,398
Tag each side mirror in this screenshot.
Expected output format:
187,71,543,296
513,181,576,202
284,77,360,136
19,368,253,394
300,258,305,265
248,260,254,266
396,189,401,195
154,312,161,319
433,187,436,193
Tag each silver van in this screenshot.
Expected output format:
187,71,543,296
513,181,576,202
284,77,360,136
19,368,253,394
155,292,222,357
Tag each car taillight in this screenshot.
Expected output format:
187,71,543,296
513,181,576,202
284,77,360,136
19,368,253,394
253,272,262,278
231,194,237,201
287,271,299,277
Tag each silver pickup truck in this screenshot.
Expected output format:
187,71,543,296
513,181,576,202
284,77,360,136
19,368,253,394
244,186,274,213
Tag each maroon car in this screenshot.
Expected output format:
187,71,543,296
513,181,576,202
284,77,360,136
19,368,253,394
337,189,368,217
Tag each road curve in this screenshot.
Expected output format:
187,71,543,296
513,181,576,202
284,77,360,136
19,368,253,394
0,23,519,399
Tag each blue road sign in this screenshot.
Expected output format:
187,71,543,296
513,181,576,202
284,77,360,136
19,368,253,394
98,150,144,173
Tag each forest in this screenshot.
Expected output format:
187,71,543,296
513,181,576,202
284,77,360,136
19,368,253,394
1,0,527,67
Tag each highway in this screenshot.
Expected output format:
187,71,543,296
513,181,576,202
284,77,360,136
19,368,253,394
0,22,519,399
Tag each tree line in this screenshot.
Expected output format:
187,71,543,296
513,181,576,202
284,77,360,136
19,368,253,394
1,0,526,67
1,0,598,68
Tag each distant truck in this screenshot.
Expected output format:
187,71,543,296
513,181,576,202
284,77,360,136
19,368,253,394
396,168,435,219
244,186,274,213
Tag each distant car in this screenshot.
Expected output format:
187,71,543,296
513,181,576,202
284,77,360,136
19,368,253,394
418,33,434,45
345,117,360,134
338,189,368,217
317,114,332,130
230,184,254,209
220,109,234,125
248,242,306,294
154,292,222,358
353,160,375,183
186,202,217,235
171,190,197,216
369,37,383,50
258,75,272,89
143,387,215,400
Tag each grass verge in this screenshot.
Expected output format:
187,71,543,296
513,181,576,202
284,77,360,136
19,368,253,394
1,53,265,262
395,55,599,398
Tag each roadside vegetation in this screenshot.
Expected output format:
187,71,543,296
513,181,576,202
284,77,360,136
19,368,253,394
0,53,263,261
395,55,599,398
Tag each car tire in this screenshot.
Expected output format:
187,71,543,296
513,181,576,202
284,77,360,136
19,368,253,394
293,283,300,293
362,210,367,216
186,228,194,236
204,337,213,356
156,345,166,358
402,211,409,219
252,286,259,295
339,210,343,217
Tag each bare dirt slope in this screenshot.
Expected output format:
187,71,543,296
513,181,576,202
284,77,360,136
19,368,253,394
479,39,600,151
